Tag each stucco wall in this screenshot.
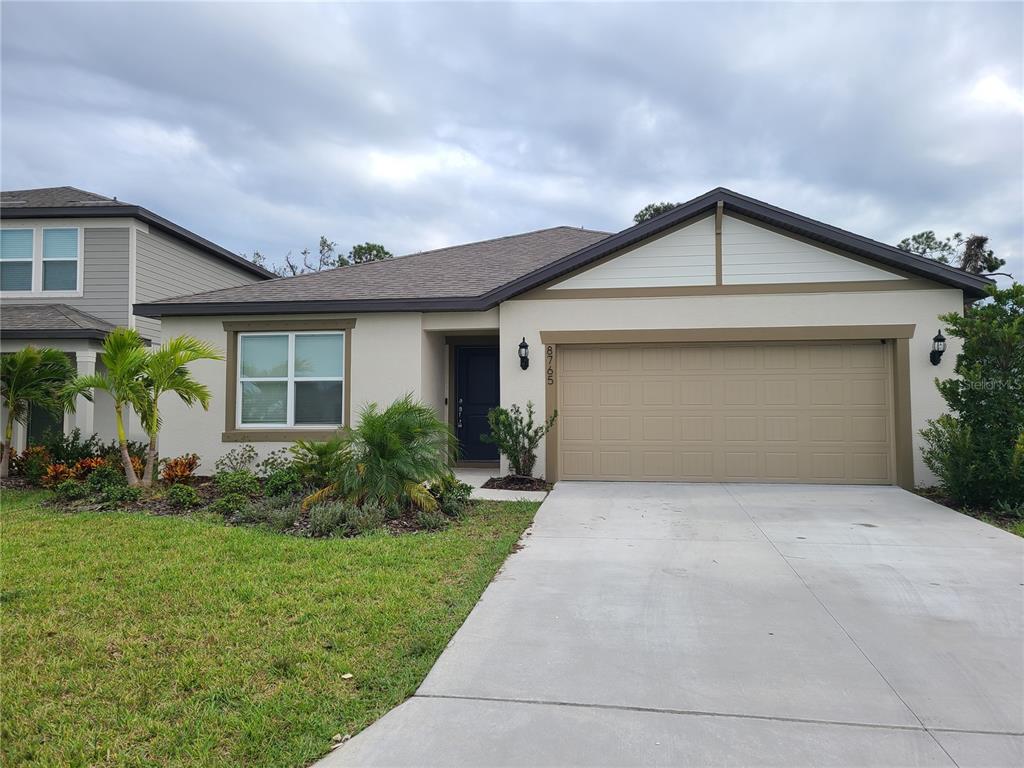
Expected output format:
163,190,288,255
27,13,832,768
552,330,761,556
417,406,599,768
158,312,430,471
499,288,964,486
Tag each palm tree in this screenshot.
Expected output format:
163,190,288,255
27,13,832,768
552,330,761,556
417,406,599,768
137,335,222,486
66,328,149,485
0,347,76,478
335,395,455,511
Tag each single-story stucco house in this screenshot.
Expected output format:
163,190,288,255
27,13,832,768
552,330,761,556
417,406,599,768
134,188,992,487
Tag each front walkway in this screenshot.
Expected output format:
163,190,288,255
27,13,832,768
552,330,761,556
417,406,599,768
455,467,548,502
320,483,1024,767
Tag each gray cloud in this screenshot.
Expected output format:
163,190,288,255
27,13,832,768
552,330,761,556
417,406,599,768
2,1,1021,280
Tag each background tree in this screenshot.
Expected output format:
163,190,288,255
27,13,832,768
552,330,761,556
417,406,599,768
138,336,222,487
66,328,149,485
920,283,1024,506
347,242,393,265
0,347,76,478
898,230,1011,277
245,238,392,275
633,201,680,224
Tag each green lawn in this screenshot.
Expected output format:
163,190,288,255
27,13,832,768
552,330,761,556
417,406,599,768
1,490,538,767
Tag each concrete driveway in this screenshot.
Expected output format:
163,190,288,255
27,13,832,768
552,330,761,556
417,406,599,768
321,483,1024,767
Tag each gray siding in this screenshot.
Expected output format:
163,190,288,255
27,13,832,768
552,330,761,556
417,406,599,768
134,229,263,341
13,227,130,327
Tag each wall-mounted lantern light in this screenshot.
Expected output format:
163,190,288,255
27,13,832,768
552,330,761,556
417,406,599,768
930,331,946,366
518,337,530,370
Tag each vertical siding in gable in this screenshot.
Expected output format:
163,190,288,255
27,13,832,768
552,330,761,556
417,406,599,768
15,227,130,327
134,229,263,342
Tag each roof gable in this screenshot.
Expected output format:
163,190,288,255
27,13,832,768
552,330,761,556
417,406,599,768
133,187,993,317
497,188,992,302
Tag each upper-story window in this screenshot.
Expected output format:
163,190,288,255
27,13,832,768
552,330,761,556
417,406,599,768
0,226,81,294
0,229,33,291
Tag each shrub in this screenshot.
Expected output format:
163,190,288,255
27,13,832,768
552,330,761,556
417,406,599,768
86,464,127,492
921,284,1024,507
71,456,107,480
291,436,348,485
214,469,260,497
12,446,51,484
100,437,147,465
263,466,304,498
416,509,449,531
208,492,252,518
482,401,556,478
307,501,351,537
430,472,473,518
160,453,200,483
255,448,292,477
53,479,89,503
337,395,453,511
42,463,74,488
100,483,142,506
267,502,302,532
41,428,102,465
214,444,258,474
348,501,387,534
166,483,201,509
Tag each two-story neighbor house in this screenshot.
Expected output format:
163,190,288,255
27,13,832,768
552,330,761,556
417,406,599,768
0,186,272,450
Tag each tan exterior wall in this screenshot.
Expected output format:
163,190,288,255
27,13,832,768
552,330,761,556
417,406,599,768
157,311,498,473
499,288,964,485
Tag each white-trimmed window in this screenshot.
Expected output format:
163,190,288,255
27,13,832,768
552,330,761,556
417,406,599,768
0,229,33,291
237,331,345,427
0,226,82,294
42,228,79,291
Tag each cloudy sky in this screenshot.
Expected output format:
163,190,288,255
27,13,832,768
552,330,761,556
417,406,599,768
2,1,1022,278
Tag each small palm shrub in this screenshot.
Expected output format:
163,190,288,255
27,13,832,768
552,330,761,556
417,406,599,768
291,436,348,485
307,501,351,537
161,453,200,483
336,395,453,511
482,402,556,477
214,469,260,497
166,483,201,509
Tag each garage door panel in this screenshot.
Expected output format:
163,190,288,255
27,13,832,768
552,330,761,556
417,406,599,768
558,341,894,484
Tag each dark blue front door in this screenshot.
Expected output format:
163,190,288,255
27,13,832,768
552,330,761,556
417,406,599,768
455,345,499,462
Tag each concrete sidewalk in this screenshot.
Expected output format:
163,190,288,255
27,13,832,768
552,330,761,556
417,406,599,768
319,483,1024,767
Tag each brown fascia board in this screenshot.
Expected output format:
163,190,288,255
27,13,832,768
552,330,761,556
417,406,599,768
0,204,275,279
0,328,111,341
132,187,994,318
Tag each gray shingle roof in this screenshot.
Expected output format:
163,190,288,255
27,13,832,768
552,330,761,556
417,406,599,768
0,303,116,340
138,226,611,311
1,186,274,279
1,186,132,208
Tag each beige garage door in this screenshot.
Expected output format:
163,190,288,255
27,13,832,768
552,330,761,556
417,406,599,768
557,341,894,484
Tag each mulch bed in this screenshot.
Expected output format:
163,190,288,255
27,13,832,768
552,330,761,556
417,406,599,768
915,486,1022,530
481,475,552,492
